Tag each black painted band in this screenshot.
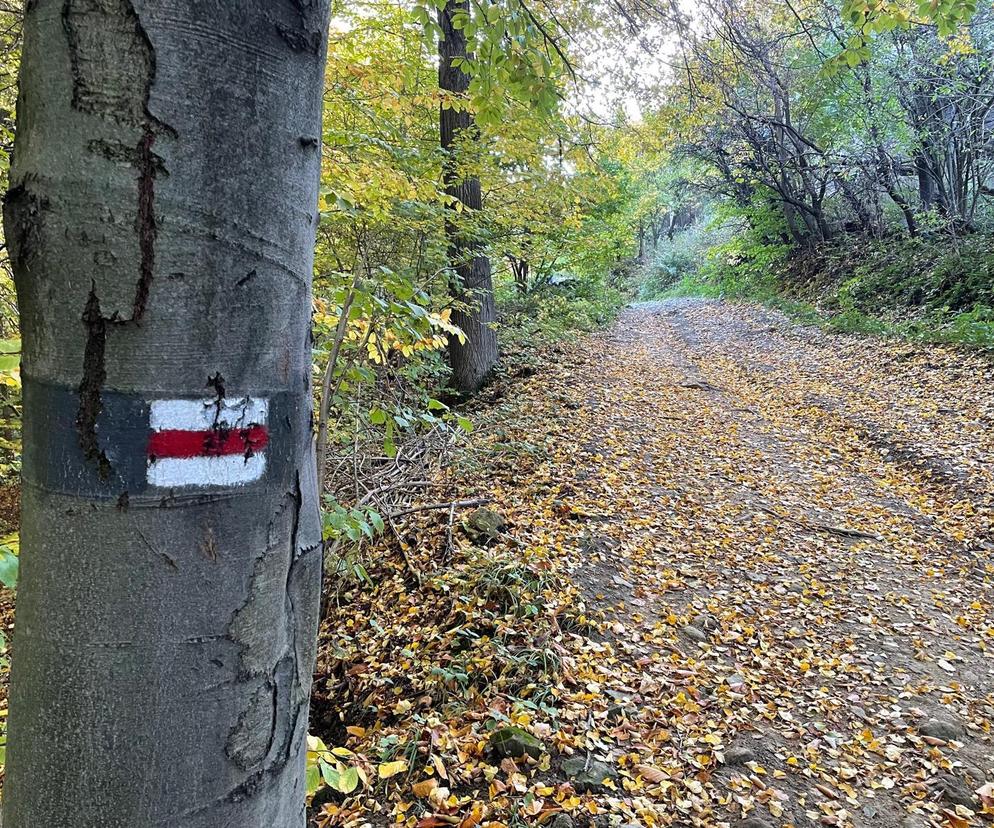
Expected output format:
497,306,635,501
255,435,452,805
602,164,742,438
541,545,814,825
21,375,304,503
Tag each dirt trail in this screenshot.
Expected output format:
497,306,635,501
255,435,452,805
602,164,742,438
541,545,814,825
309,298,994,828
564,299,994,828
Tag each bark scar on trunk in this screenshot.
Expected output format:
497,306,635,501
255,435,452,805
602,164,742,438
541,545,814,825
207,372,227,429
62,0,176,476
274,0,324,54
226,678,279,771
226,484,303,736
62,0,177,137
221,473,319,803
2,183,48,277
133,127,158,322
63,0,154,126
77,286,112,480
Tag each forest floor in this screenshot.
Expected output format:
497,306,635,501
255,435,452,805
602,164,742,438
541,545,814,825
312,299,994,828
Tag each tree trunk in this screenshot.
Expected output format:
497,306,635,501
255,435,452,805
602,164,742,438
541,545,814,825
917,152,939,211
3,2,329,825
439,0,497,395
509,255,529,295
885,179,919,237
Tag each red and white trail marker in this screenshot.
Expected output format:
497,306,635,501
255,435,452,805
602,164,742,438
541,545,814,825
147,397,269,489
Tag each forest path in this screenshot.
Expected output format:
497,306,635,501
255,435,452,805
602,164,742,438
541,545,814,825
310,299,994,828
560,299,994,828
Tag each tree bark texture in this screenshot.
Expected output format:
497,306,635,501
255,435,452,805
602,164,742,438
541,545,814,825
438,0,498,394
3,1,329,825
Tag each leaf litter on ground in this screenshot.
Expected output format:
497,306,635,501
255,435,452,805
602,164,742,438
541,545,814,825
310,299,994,828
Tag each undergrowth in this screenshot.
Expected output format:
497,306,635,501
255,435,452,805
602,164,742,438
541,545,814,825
497,269,633,363
643,218,994,350
306,268,632,813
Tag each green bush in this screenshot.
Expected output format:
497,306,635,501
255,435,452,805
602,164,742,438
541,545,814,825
497,268,632,352
640,200,792,302
839,235,994,315
638,226,710,299
637,197,994,350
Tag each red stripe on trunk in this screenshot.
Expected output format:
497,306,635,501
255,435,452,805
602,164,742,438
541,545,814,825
148,426,269,459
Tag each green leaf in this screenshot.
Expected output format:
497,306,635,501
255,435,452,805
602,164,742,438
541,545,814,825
0,547,18,590
321,760,360,794
457,416,474,433
339,766,360,793
320,760,342,789
306,763,322,796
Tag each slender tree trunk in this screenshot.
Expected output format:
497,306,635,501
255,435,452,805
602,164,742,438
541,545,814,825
917,152,939,211
509,255,529,295
3,2,329,825
439,0,497,394
814,204,832,243
885,179,919,237
782,204,807,245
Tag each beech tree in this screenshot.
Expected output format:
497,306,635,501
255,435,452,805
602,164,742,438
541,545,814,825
2,1,330,825
439,0,499,394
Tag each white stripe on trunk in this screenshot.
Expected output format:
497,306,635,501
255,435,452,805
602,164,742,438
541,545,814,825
150,397,269,431
147,454,267,489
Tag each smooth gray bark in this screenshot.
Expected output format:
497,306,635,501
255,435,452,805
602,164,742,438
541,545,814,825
3,1,330,825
